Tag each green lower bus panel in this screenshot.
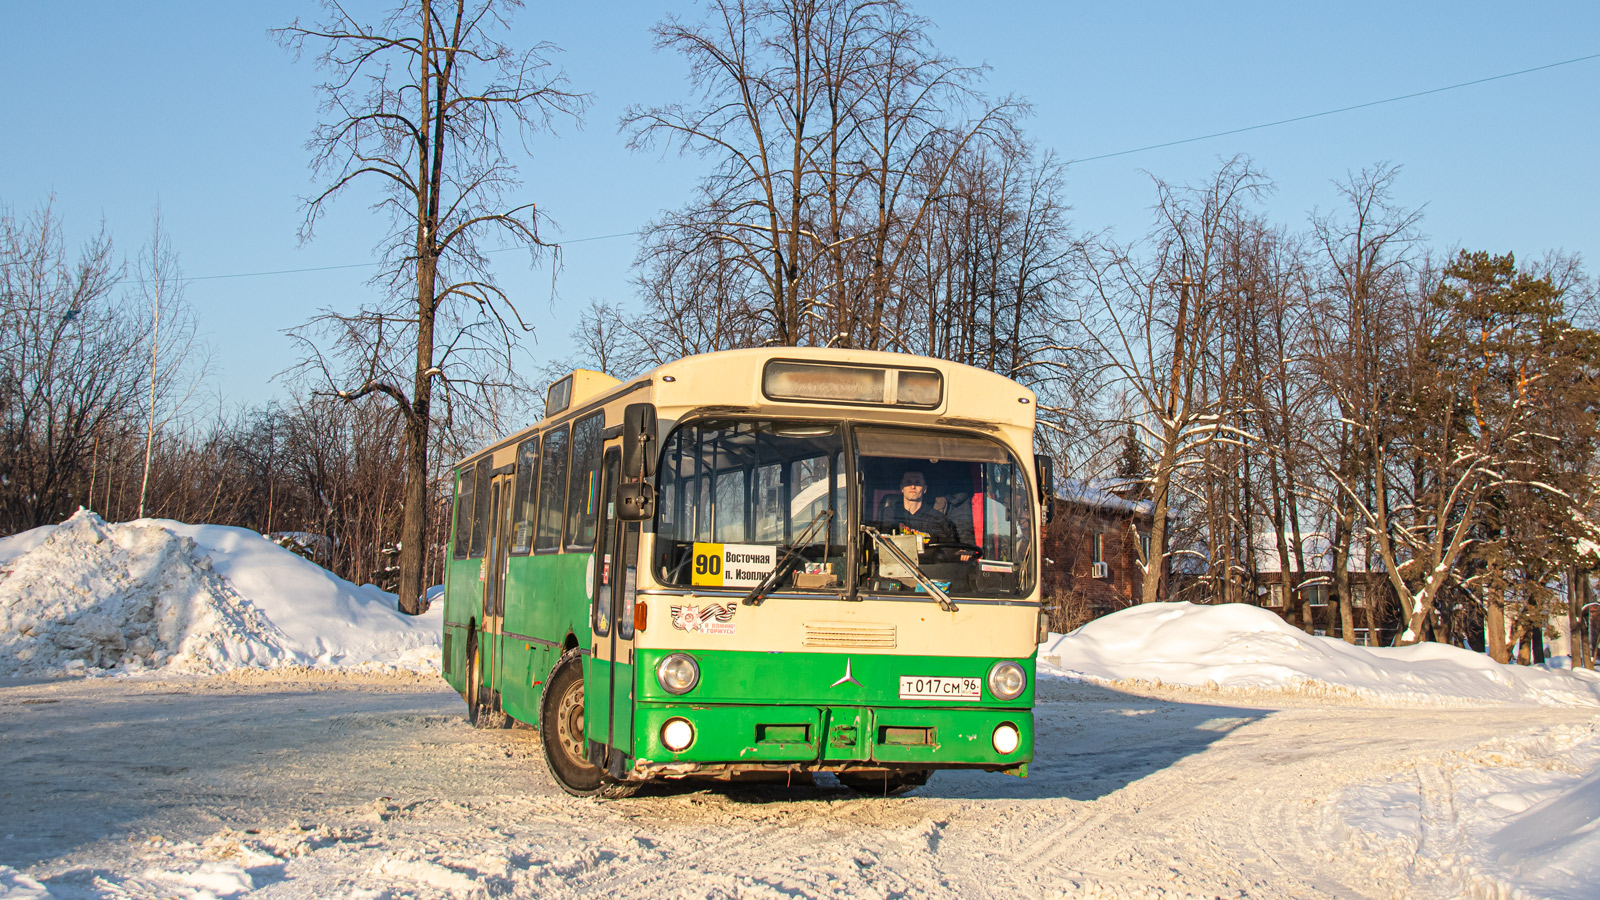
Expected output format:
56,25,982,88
634,704,1032,767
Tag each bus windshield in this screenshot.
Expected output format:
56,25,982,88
653,419,1033,598
856,426,1033,599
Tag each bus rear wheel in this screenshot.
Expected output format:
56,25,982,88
465,628,483,725
540,650,607,796
465,628,508,729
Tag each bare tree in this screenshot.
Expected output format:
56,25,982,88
623,0,1017,350
0,202,143,532
1076,158,1268,604
277,0,589,613
1307,165,1423,642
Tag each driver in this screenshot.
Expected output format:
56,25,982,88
878,471,959,548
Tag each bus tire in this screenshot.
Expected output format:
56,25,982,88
465,627,483,726
465,628,510,729
539,650,606,796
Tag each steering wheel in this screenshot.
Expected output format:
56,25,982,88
922,541,983,563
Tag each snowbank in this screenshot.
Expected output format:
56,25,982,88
0,511,440,677
1041,601,1600,708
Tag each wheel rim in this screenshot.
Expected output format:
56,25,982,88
554,679,587,765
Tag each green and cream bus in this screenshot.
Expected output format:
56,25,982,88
440,347,1051,796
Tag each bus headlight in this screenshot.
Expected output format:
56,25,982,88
987,661,1027,701
993,722,1021,754
657,653,700,695
662,717,695,752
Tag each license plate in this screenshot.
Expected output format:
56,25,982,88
899,675,981,701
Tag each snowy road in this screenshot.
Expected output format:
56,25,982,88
2,672,1594,899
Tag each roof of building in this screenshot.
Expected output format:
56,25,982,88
1053,478,1155,516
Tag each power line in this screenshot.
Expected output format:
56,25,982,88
138,230,645,286
1066,51,1600,165
150,51,1598,286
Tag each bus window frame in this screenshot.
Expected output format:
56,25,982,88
509,433,541,557
452,463,475,560
468,459,492,559
535,423,570,553
564,411,606,552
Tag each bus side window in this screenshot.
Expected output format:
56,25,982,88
618,523,640,640
565,412,605,551
714,469,747,543
752,462,781,542
594,450,619,636
536,424,569,551
452,464,475,560
469,460,492,558
511,435,540,555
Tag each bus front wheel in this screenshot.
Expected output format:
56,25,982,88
540,651,606,796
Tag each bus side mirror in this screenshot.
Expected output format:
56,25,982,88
618,482,655,521
619,403,658,521
623,403,657,480
1035,454,1055,524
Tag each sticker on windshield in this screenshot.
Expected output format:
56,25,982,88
690,542,777,588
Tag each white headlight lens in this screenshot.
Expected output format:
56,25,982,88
657,653,700,695
993,723,1020,754
662,717,695,752
987,661,1027,700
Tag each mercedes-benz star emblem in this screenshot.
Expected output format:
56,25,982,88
831,658,861,687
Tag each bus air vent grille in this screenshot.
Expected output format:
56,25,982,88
803,622,897,649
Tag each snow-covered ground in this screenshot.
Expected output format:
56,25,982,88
2,516,1599,898
0,511,440,676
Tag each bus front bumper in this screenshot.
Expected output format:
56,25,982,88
630,703,1032,778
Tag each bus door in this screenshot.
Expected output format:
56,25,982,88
589,449,640,770
482,469,515,705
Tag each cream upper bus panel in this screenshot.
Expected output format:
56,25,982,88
643,347,1036,444
453,348,1036,468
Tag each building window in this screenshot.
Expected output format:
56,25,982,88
1139,531,1151,563
1350,584,1367,608
1304,584,1329,607
1091,532,1104,564
1266,584,1284,608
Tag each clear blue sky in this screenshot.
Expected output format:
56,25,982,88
8,2,1597,411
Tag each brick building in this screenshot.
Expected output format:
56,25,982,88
1252,533,1400,645
1039,482,1156,632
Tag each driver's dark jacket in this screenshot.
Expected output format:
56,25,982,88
875,499,959,545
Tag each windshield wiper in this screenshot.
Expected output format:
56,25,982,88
741,508,835,606
861,525,959,612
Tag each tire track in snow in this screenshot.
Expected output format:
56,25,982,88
549,794,872,897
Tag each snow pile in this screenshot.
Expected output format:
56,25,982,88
0,868,49,900
0,510,439,677
1041,601,1600,708
1338,719,1600,900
